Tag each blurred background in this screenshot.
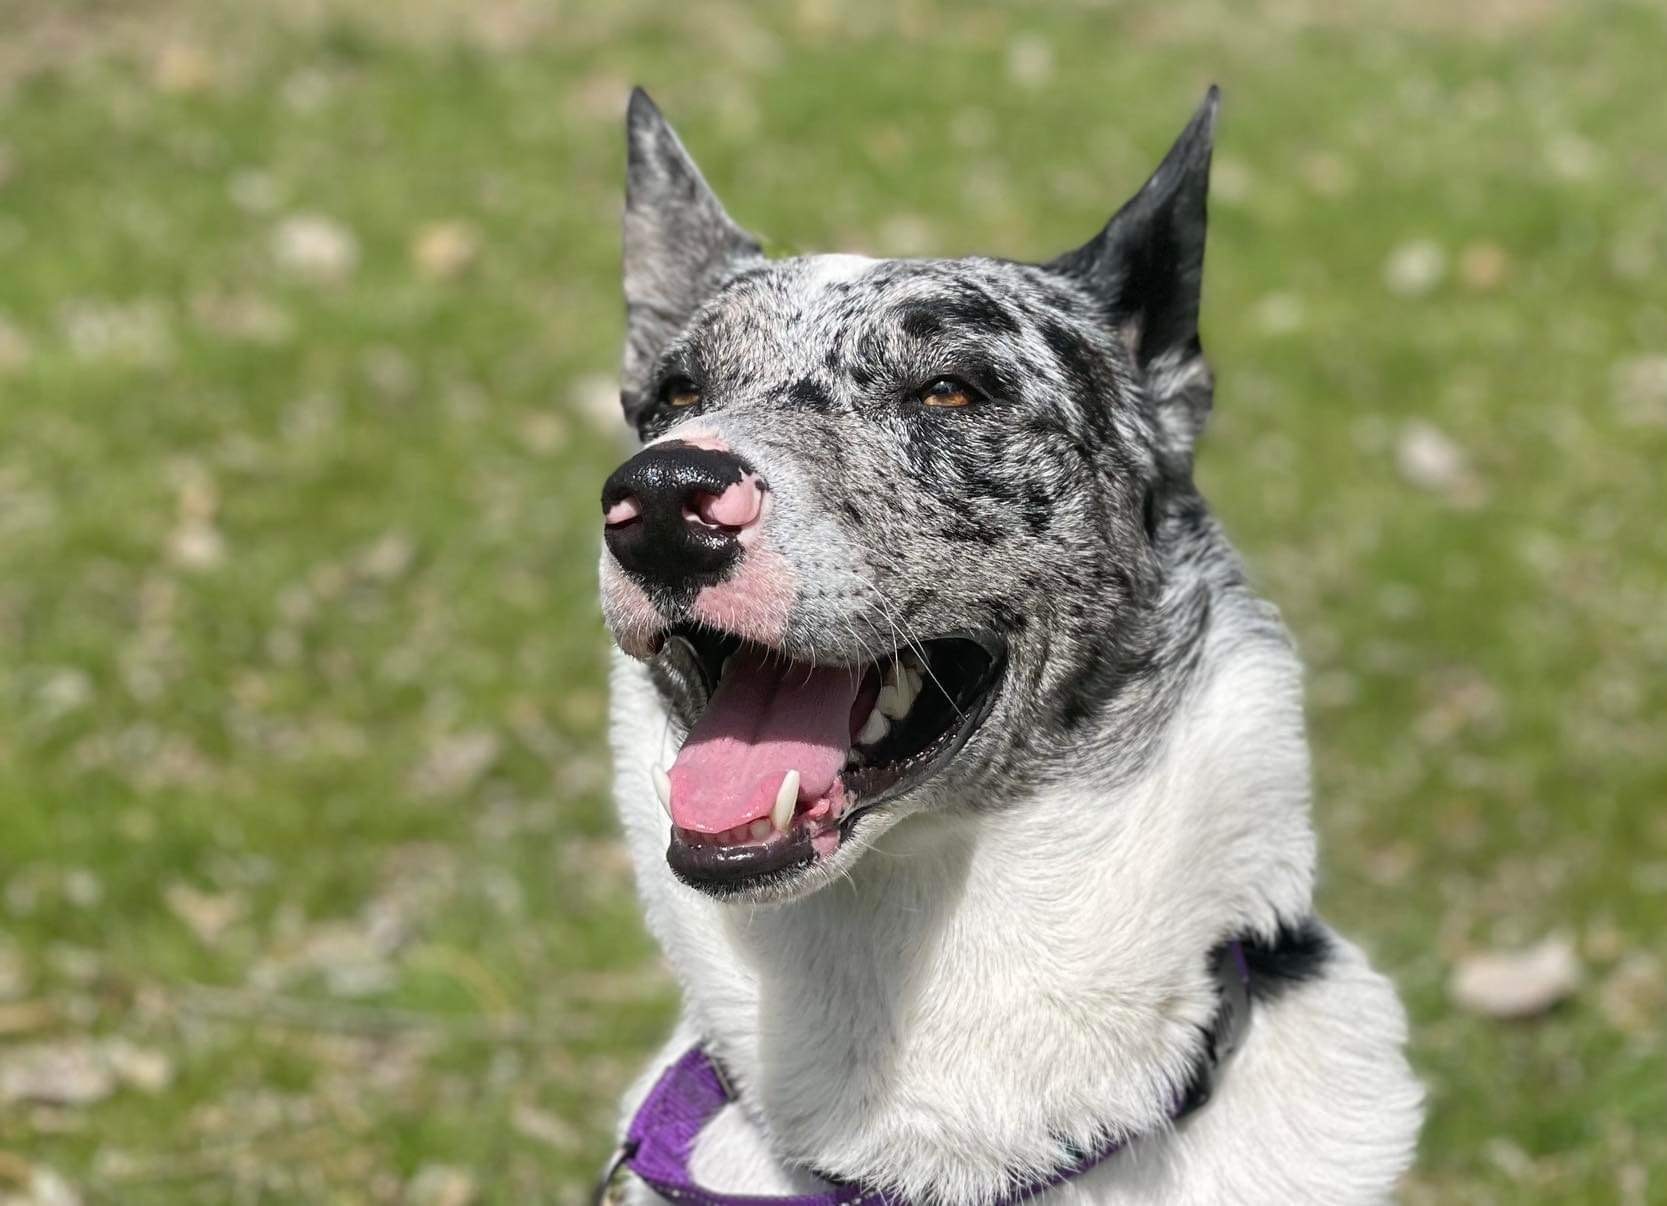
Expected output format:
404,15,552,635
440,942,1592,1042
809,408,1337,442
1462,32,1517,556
1,1,1663,1202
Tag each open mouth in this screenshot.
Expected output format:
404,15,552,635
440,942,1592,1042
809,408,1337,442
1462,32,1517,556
644,626,1006,896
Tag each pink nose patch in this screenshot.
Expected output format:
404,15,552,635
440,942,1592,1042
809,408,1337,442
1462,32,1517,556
694,476,763,529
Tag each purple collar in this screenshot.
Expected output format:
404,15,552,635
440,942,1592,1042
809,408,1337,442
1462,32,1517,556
596,942,1251,1206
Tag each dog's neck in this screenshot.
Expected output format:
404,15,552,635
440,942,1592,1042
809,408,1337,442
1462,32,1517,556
612,597,1317,1204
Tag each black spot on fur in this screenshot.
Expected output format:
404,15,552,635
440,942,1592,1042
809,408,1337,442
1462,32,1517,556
1241,917,1333,1002
786,376,834,412
955,458,1016,505
1021,480,1054,536
1041,319,1098,393
900,306,945,342
1033,279,1086,313
944,282,1022,337
1036,318,1129,458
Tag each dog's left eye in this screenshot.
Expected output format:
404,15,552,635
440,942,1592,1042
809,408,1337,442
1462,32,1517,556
917,378,975,408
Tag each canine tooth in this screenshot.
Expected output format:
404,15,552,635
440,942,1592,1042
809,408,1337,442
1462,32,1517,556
749,818,772,840
876,684,906,719
898,670,918,710
652,766,673,817
904,666,923,698
772,769,800,831
858,708,889,745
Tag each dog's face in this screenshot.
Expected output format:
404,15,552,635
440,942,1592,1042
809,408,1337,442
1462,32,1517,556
601,89,1219,903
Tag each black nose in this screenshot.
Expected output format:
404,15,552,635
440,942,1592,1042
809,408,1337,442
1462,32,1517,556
601,442,760,592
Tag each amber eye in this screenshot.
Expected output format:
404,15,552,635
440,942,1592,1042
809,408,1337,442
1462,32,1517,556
918,378,973,408
660,378,701,409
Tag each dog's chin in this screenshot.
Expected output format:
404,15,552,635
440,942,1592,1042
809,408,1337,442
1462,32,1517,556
620,623,1007,904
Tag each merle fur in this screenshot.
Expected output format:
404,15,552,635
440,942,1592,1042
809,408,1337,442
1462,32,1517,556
615,86,1242,813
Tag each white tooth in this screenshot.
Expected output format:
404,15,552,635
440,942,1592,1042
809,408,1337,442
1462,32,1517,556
859,708,889,745
772,769,799,831
904,666,923,698
749,818,772,840
897,670,918,712
876,683,910,719
652,766,673,817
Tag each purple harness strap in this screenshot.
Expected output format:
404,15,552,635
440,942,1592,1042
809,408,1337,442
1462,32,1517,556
611,1046,889,1206
599,942,1251,1206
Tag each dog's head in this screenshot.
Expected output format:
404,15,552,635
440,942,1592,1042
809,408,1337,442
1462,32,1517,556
601,88,1220,902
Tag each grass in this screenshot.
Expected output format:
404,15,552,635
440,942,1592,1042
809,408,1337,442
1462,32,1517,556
0,1,1663,1201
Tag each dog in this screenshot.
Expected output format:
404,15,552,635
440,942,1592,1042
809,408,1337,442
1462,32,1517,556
596,86,1423,1205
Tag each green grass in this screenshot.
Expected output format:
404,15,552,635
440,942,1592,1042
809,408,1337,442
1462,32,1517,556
1,1,1664,1201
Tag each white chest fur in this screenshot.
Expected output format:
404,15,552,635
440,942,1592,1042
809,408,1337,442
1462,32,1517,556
607,622,1422,1204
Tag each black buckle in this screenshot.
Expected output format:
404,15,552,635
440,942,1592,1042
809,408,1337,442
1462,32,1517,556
1176,941,1252,1119
591,1139,639,1206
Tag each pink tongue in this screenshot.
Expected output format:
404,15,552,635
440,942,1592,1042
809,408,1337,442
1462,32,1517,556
667,651,860,833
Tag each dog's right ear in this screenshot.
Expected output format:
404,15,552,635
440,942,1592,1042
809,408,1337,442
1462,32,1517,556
620,88,763,427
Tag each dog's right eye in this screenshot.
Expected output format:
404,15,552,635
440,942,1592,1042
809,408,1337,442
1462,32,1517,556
658,377,701,409
917,378,975,408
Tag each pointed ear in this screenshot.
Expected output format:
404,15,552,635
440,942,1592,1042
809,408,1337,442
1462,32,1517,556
620,88,763,426
1050,87,1218,459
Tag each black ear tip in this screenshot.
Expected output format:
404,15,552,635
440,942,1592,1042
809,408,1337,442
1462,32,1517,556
1189,85,1221,142
1156,86,1218,174
627,86,662,127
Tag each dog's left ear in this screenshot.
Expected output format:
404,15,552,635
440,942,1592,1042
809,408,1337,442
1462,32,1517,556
620,88,764,427
1050,87,1218,459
